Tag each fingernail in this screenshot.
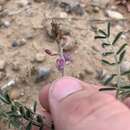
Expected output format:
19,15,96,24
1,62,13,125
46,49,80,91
50,77,82,101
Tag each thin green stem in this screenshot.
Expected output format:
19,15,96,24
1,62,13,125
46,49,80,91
107,39,121,99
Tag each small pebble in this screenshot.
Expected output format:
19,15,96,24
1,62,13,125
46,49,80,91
0,60,6,71
1,80,16,92
19,38,27,46
25,32,34,40
0,20,11,28
35,67,50,82
12,40,18,48
11,62,20,71
17,0,30,7
106,10,124,19
9,89,21,100
62,36,76,51
35,53,46,63
91,0,109,8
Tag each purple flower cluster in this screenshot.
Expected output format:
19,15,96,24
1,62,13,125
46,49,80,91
56,53,72,75
45,49,72,76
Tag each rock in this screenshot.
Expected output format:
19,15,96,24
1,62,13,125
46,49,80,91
0,72,5,80
91,0,110,8
0,60,6,71
62,36,76,51
11,62,20,71
19,38,27,46
9,89,21,100
35,53,46,63
16,0,30,7
60,1,84,15
106,10,124,19
92,6,100,12
120,61,130,79
12,39,27,47
25,31,34,40
1,80,16,92
59,12,68,18
1,19,11,28
12,40,18,48
35,67,50,82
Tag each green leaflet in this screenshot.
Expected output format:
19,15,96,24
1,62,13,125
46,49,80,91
32,101,37,113
102,74,117,85
121,70,130,76
102,59,115,66
98,29,107,37
26,122,32,130
99,87,116,91
102,43,111,48
95,35,107,39
116,43,128,55
118,50,126,64
102,52,114,56
107,22,111,37
0,93,11,104
112,32,123,45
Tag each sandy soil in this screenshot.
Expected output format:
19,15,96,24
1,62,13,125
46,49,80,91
0,0,130,129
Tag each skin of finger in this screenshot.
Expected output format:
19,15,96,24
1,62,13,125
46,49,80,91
49,77,130,130
39,85,50,111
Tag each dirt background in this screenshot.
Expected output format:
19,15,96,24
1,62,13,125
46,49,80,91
0,0,130,129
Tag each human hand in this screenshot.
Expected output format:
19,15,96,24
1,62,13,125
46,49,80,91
38,76,130,130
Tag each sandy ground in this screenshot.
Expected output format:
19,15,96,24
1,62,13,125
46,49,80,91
0,0,130,129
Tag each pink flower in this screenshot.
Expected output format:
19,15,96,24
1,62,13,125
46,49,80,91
56,57,65,72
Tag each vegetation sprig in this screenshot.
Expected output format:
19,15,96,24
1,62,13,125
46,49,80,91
95,23,130,100
0,89,53,130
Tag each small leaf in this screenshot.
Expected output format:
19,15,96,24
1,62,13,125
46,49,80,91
102,59,115,65
121,70,130,76
14,101,22,107
116,43,128,55
102,74,117,85
99,87,116,91
26,122,32,130
118,50,126,64
0,94,10,104
95,35,106,39
25,109,32,118
32,101,37,113
112,32,123,45
19,106,25,117
102,52,114,56
98,29,107,37
102,43,111,48
7,111,22,118
107,22,111,37
11,104,17,111
120,85,130,90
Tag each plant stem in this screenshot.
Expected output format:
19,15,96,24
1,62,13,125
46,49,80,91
107,39,121,99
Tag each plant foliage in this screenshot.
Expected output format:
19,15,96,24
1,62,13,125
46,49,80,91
95,23,130,100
